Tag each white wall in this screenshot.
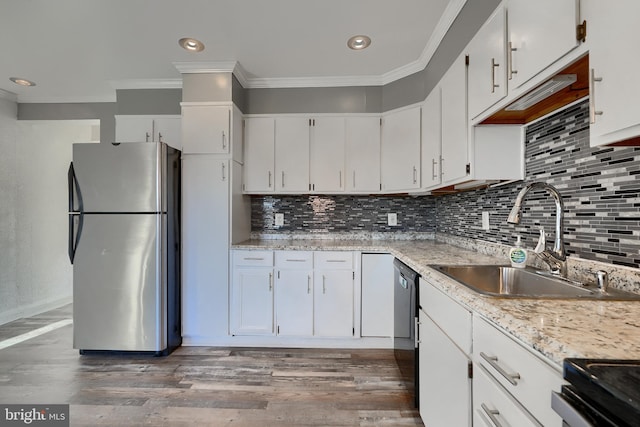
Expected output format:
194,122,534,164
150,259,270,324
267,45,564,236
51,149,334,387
0,97,98,325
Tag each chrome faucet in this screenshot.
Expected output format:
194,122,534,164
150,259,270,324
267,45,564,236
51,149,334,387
507,182,567,277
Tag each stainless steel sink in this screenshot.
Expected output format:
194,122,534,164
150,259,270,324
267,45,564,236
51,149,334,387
431,265,640,300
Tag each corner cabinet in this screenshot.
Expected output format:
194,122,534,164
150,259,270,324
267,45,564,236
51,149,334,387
381,106,421,192
584,0,640,146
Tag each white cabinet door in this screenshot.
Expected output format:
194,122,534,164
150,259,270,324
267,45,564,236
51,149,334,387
418,309,472,427
244,117,275,193
231,267,274,335
115,116,153,143
345,117,381,193
181,155,230,339
182,105,230,154
314,270,354,337
310,117,345,193
275,117,310,192
381,107,421,192
421,87,442,189
441,53,469,184
585,0,640,146
361,253,393,337
467,5,507,119
154,116,181,150
275,269,314,336
507,0,579,88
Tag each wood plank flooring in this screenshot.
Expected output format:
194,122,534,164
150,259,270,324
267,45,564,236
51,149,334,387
0,305,423,426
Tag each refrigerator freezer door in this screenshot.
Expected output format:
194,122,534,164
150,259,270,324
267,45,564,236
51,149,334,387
72,142,164,213
73,214,166,352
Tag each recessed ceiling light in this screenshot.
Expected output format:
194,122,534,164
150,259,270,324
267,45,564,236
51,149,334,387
347,35,371,50
178,37,205,52
9,77,36,87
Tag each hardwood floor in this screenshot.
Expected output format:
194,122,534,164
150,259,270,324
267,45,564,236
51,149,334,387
0,305,423,426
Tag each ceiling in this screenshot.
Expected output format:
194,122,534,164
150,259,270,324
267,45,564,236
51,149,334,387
0,0,463,103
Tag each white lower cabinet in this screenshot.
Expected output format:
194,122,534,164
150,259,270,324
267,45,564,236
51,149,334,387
230,250,274,335
231,250,356,339
418,278,472,427
313,251,355,337
473,315,563,427
275,251,314,336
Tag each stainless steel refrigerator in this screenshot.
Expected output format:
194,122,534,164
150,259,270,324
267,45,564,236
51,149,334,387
68,142,181,355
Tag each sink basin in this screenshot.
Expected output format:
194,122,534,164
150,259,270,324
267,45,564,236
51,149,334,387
431,265,640,300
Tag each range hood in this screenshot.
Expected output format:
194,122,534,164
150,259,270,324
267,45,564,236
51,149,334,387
482,55,589,125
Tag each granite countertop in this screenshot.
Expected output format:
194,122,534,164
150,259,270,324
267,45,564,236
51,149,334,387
233,238,640,369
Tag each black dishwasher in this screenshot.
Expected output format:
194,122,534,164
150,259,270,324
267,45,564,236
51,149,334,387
393,258,419,408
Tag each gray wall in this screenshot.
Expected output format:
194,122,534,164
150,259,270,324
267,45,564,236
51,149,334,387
116,89,181,115
18,102,115,143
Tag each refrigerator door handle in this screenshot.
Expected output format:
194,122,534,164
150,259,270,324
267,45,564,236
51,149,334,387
68,162,84,264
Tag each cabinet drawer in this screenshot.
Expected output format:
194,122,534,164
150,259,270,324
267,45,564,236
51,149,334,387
233,250,274,267
420,278,472,355
275,251,313,269
473,364,540,427
473,315,563,427
314,251,353,269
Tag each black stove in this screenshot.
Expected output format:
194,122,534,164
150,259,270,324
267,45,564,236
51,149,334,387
553,358,640,427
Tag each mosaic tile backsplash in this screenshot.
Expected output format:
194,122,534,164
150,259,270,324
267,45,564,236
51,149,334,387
251,99,640,268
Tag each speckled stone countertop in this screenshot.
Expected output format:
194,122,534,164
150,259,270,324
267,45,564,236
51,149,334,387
233,237,640,369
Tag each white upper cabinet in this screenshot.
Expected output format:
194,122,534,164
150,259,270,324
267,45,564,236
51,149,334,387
421,87,442,190
274,117,310,193
310,117,345,193
345,117,381,193
243,117,275,193
181,105,231,154
584,0,640,146
440,53,469,184
381,106,421,192
507,0,579,89
115,115,181,149
467,5,507,120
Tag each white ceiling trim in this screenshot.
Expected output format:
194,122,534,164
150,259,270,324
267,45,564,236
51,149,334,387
14,94,117,103
0,88,17,102
173,61,238,74
109,78,182,90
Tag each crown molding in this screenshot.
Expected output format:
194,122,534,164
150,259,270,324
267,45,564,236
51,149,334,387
173,61,238,74
109,78,182,90
14,94,117,103
0,88,17,102
243,74,386,89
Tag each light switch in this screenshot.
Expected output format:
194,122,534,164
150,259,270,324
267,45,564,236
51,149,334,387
388,213,398,226
274,213,284,227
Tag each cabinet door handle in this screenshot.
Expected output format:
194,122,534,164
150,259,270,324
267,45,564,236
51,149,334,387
222,130,227,150
322,275,326,294
412,166,417,184
285,259,307,262
145,132,150,142
268,171,272,188
326,259,347,263
339,170,342,188
243,257,265,261
589,68,604,124
269,272,273,291
480,352,521,385
307,275,311,294
440,156,445,178
282,171,285,188
158,132,163,143
221,162,226,181
432,159,438,180
508,42,518,80
491,58,500,93
352,170,356,188
481,403,505,427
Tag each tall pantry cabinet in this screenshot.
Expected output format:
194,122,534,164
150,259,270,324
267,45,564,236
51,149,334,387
181,102,250,345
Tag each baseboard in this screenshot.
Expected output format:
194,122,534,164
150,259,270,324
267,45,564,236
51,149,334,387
0,296,72,326
181,334,394,349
